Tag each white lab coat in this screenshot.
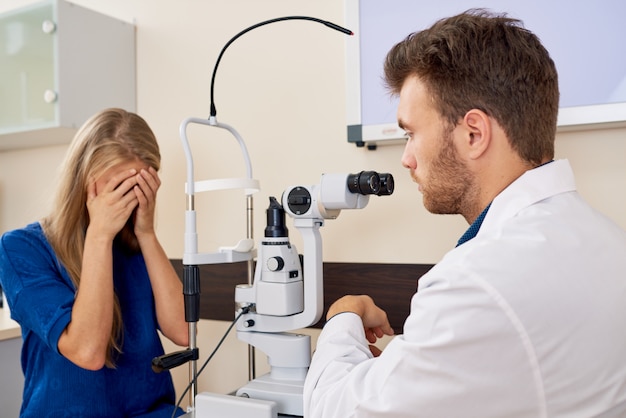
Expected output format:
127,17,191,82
304,159,626,417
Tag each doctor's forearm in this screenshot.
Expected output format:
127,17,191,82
305,313,376,417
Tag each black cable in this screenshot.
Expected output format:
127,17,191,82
171,308,249,418
209,16,353,118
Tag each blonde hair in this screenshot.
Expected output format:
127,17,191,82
42,108,161,367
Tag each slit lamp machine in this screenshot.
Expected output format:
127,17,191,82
152,16,394,418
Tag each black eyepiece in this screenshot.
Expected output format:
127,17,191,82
347,171,381,195
376,173,394,196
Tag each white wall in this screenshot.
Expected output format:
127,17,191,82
1,0,625,407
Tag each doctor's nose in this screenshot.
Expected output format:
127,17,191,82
401,141,415,170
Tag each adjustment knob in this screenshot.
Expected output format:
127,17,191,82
267,256,285,272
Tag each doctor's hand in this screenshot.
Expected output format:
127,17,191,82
327,295,394,356
132,166,160,239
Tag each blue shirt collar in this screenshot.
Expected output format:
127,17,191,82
456,203,491,247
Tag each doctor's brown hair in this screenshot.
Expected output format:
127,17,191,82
384,9,559,166
41,108,161,367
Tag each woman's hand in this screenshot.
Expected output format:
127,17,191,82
86,169,139,240
132,166,160,239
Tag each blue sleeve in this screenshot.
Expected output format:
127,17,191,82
0,226,74,354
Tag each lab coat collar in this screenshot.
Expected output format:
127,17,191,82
477,159,577,238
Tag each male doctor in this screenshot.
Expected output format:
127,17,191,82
304,10,626,417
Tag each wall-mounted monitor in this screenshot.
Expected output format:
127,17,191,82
345,0,626,149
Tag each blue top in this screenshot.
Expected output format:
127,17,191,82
0,222,184,417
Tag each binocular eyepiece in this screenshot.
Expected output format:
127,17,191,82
347,171,394,196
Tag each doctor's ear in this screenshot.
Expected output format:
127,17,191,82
462,109,491,160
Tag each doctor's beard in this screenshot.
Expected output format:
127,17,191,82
420,133,479,218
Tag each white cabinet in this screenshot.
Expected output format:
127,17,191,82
0,0,135,151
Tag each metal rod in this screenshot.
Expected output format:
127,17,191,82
246,194,256,381
189,322,197,408
187,194,194,211
183,264,201,410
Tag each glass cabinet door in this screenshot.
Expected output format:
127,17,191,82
0,2,56,134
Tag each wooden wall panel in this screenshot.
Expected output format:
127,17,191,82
171,260,432,334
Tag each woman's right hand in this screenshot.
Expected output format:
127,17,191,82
86,169,139,240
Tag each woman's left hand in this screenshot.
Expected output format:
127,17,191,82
133,166,160,238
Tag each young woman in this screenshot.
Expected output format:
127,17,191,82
0,108,188,417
